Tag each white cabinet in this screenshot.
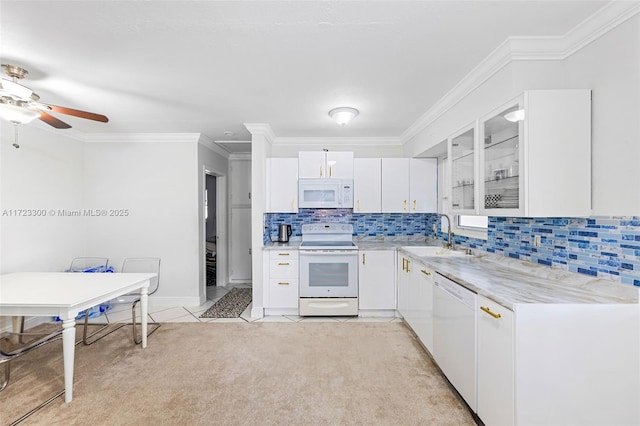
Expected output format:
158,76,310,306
230,159,251,206
397,254,411,319
449,125,477,214
266,158,298,212
298,151,353,179
358,250,395,315
411,263,436,353
477,295,514,426
265,249,299,314
478,89,591,217
353,158,381,213
381,158,437,213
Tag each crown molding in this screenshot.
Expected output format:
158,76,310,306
82,132,201,143
273,136,402,146
198,133,231,159
400,0,640,144
244,123,276,144
229,152,252,160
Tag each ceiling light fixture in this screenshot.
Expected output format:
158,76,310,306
504,109,525,122
0,100,40,124
328,107,359,126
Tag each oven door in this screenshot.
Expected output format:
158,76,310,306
299,250,358,298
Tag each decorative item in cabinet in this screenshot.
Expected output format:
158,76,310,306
482,105,521,212
449,126,477,213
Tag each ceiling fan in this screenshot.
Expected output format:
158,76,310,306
0,64,109,129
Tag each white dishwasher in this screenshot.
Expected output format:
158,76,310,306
433,272,477,412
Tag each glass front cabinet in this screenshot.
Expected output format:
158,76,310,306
447,90,591,217
448,125,477,214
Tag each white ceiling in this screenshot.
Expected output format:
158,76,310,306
1,0,607,149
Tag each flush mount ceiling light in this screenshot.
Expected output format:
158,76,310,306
328,107,359,126
504,109,525,122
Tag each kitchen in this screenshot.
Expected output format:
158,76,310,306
1,1,639,425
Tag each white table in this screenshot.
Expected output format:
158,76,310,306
0,272,155,402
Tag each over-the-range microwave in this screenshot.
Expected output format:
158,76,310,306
298,178,353,209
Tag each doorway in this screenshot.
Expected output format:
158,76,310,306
205,173,217,287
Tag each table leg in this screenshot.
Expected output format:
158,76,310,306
140,285,149,349
61,318,76,402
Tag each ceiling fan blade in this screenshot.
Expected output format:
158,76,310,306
38,110,72,129
45,104,109,123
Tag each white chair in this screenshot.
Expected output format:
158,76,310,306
82,257,161,345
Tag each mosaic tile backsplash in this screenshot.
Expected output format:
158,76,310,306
265,211,640,286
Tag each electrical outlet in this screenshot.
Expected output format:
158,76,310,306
534,235,541,247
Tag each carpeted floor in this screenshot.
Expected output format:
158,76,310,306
1,322,475,426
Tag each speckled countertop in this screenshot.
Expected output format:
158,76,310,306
401,249,639,309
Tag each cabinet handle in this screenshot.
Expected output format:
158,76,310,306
480,306,502,319
402,258,407,272
277,282,290,286
356,200,360,212
420,269,431,276
320,166,323,177
291,199,295,211
403,200,407,211
329,166,333,177
278,253,290,256
362,253,366,265
413,200,417,211
278,262,290,266
405,259,410,272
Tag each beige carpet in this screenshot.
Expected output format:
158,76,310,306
1,322,475,426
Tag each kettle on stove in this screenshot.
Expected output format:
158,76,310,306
277,224,292,243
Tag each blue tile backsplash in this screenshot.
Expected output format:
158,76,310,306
265,211,640,287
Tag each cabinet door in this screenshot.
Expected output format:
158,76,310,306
477,296,514,426
326,152,354,179
381,158,410,213
358,250,395,310
409,158,438,213
354,158,381,213
267,158,298,212
449,126,478,214
411,263,435,353
230,159,251,206
298,151,326,178
397,255,411,318
480,100,523,216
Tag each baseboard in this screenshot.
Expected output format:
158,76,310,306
148,296,202,308
358,310,397,318
251,306,264,318
0,315,56,333
263,308,298,316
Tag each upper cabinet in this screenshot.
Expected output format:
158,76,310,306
449,126,477,214
298,151,354,179
266,158,298,213
382,158,437,213
353,158,381,213
479,89,591,217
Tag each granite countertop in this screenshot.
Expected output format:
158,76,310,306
400,249,639,309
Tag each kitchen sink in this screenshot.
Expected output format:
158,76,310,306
401,246,467,257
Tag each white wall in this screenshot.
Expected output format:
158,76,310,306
83,138,201,306
0,125,85,273
403,15,640,216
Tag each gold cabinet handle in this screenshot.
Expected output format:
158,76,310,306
356,200,360,212
278,253,290,256
291,199,295,211
480,306,502,319
405,259,410,272
401,258,406,272
277,282,290,286
329,165,333,177
278,262,290,266
420,269,431,276
403,200,407,211
320,165,323,177
413,200,417,211
362,253,366,265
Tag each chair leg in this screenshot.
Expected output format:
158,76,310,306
82,309,114,346
131,300,161,345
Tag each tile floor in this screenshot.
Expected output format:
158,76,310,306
94,284,401,324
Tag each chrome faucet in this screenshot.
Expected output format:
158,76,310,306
437,214,454,249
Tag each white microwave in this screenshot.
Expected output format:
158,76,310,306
298,178,353,209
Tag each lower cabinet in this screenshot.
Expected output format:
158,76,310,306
358,250,396,315
477,295,514,426
265,249,299,315
397,256,435,353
